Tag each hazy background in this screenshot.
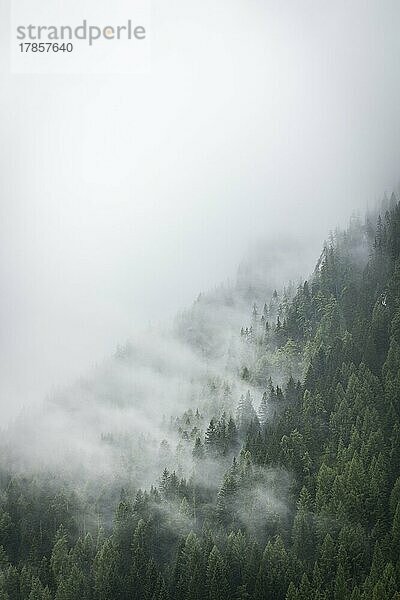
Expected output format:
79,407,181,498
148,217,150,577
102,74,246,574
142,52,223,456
1,0,400,419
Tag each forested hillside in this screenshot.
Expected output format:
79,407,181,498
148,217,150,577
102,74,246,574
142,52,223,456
1,196,400,599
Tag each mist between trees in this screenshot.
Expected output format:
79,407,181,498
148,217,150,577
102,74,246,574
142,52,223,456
1,195,400,599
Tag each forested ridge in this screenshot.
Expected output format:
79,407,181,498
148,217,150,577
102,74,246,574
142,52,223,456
1,196,400,599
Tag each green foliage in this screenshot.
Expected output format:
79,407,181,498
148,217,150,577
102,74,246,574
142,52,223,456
1,200,400,598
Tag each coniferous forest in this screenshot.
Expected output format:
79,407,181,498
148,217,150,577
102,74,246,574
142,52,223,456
1,195,400,600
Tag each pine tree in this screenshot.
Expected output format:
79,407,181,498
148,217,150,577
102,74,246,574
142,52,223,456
237,391,259,432
205,420,218,455
50,526,69,587
258,392,268,425
93,539,119,600
391,500,400,557
285,582,298,600
216,469,238,528
333,564,347,600
292,487,315,561
28,577,52,600
206,546,229,600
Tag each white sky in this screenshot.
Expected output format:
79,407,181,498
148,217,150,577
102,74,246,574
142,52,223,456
1,0,400,417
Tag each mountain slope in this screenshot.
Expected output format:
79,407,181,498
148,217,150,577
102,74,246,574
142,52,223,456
0,196,400,599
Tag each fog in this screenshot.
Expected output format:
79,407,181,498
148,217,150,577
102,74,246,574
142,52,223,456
1,0,400,420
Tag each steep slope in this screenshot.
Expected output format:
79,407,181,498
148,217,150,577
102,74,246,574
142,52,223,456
0,196,400,599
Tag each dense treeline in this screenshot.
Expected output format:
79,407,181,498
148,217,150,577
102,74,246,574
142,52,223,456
1,197,400,598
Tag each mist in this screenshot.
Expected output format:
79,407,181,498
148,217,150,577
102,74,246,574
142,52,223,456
1,4,400,599
1,0,400,421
